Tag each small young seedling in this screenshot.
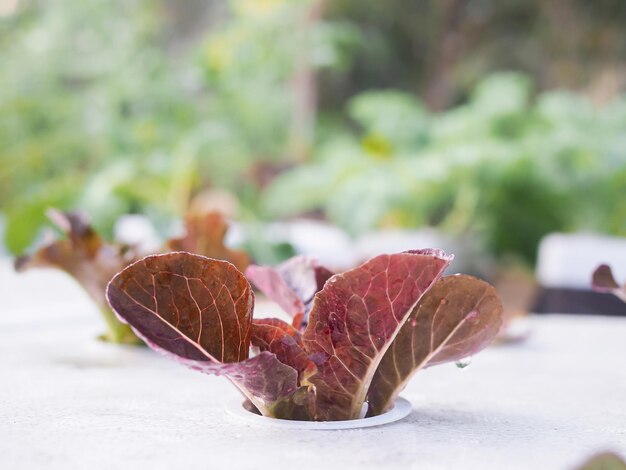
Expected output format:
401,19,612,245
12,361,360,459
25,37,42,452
106,249,503,421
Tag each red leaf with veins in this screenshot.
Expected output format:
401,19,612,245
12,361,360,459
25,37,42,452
106,252,299,414
301,249,452,420
367,274,503,415
251,319,316,380
246,256,333,328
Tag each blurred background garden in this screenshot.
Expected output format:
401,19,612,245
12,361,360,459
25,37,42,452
2,0,626,314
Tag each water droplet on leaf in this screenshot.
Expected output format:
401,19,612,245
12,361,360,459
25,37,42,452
359,402,369,419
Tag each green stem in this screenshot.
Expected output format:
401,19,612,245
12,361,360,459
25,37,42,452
99,305,143,345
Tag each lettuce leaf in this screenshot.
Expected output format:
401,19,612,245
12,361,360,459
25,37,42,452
300,249,452,420
106,252,299,414
167,211,249,272
250,318,316,380
367,274,503,415
249,318,317,418
246,255,333,328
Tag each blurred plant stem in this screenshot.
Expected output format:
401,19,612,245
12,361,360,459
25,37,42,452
423,0,467,111
166,143,198,216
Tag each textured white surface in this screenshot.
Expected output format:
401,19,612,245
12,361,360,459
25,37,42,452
1,261,625,470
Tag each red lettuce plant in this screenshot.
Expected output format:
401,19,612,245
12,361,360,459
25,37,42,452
106,249,503,421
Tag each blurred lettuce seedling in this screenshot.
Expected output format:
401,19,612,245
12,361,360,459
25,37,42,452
15,207,251,345
15,210,142,344
592,264,626,303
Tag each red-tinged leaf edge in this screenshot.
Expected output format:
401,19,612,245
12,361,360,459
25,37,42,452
301,249,453,420
106,252,299,415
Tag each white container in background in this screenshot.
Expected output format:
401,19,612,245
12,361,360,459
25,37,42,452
536,232,626,289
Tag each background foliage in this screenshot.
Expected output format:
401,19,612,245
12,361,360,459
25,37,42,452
1,0,625,266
